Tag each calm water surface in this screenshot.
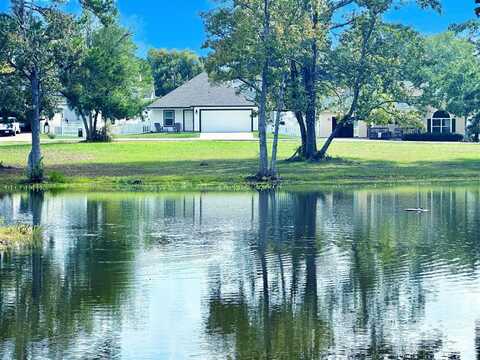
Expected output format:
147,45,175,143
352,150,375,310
1,187,480,359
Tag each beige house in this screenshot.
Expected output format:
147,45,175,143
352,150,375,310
275,108,466,139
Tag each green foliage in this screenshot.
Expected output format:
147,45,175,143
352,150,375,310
61,20,154,141
48,171,67,183
329,19,427,126
417,32,480,118
0,0,119,178
147,49,203,97
466,113,480,141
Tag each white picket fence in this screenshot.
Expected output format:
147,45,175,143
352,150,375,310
53,123,85,137
111,122,152,135
53,121,153,137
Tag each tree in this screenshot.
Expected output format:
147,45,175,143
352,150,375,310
415,32,480,141
203,0,292,179
314,0,440,160
272,0,439,161
0,0,115,181
147,49,203,97
61,20,153,142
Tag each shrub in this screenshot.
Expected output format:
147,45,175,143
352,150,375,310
48,171,67,183
48,133,56,140
402,133,464,142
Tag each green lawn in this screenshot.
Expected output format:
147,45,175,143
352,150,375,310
114,132,200,139
40,134,79,139
253,131,298,140
1,140,480,191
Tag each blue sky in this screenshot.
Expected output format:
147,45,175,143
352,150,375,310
119,0,475,56
0,0,476,56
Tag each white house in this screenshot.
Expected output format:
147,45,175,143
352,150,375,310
148,73,258,133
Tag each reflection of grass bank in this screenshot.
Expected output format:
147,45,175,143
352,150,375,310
0,221,42,251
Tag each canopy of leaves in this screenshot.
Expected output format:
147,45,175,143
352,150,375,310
61,22,153,122
326,16,427,127
418,32,480,120
147,49,203,97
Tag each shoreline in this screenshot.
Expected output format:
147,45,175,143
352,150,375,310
1,176,480,193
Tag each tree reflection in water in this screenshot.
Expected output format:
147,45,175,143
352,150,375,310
205,189,478,359
0,188,479,358
0,192,137,359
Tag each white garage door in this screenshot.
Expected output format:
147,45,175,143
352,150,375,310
201,110,252,133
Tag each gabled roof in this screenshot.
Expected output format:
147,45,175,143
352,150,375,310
148,73,255,108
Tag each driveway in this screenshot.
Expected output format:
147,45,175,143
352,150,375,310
199,132,255,141
0,133,31,143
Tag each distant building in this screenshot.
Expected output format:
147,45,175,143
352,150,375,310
148,72,258,133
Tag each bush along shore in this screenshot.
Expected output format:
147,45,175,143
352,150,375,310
0,220,42,252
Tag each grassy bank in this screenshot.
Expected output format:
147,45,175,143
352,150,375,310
0,221,41,251
1,140,480,191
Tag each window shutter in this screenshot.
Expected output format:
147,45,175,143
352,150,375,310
452,118,456,133
427,119,432,133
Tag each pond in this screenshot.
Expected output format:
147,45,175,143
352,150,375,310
0,187,480,359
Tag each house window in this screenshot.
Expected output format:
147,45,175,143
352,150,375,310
164,110,175,127
431,110,451,133
432,118,450,133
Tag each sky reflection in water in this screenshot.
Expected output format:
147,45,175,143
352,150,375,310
0,187,479,359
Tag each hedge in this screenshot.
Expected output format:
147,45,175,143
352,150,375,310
402,133,464,142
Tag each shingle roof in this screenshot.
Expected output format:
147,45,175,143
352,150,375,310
148,72,255,108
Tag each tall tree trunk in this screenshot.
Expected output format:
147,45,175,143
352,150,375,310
303,66,317,159
316,15,376,160
316,118,345,159
269,75,287,177
295,112,307,156
79,111,92,141
256,0,271,178
93,110,99,136
289,61,307,158
27,68,43,182
303,8,319,160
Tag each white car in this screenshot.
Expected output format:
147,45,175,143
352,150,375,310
0,118,21,136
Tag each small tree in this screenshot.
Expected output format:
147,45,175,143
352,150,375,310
204,0,301,180
204,0,284,179
147,49,203,97
61,21,153,142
